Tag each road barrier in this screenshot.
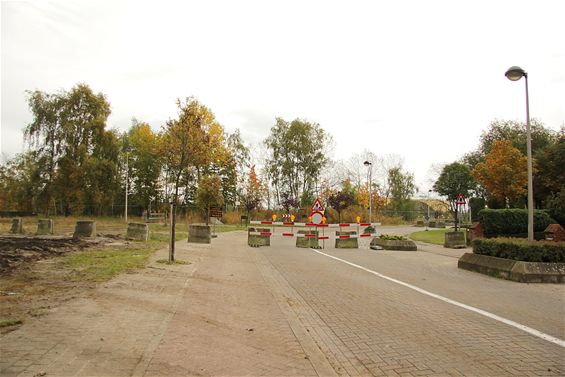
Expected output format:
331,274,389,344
247,221,379,249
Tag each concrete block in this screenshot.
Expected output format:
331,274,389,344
444,231,466,249
335,231,358,249
73,221,96,238
126,222,149,241
188,224,211,244
458,253,565,283
248,227,271,247
36,219,54,235
510,261,565,283
10,218,23,234
370,238,417,251
296,230,320,249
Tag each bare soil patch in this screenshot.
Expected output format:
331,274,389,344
0,234,128,334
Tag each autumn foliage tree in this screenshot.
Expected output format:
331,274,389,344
244,165,264,213
472,140,529,207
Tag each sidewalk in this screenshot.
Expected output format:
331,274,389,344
0,233,320,377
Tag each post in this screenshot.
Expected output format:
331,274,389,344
364,160,373,223
169,202,175,263
369,163,373,224
525,75,534,242
124,152,128,223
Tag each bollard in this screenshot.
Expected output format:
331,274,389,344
10,218,23,234
37,219,54,235
73,221,96,238
126,222,149,241
187,224,211,244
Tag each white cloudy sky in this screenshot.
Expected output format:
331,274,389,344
1,0,564,191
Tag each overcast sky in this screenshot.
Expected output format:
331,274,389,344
1,0,564,191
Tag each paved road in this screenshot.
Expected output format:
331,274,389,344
1,229,564,376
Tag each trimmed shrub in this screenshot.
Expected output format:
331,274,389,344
478,208,555,238
379,234,407,241
473,238,565,263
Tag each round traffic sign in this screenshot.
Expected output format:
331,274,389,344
311,211,324,224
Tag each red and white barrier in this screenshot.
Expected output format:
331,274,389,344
248,231,376,239
250,221,379,228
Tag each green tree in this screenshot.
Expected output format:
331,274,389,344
535,133,565,207
161,97,210,206
328,180,356,222
433,162,476,226
546,189,565,226
385,167,417,220
463,119,557,169
227,129,251,205
196,175,224,225
265,118,331,207
0,152,41,212
24,83,116,215
125,120,163,212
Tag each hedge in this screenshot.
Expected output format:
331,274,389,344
477,209,556,238
472,238,565,263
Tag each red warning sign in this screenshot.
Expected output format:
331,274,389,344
310,197,325,213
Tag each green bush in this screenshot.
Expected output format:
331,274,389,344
379,234,407,241
478,208,555,238
472,238,565,263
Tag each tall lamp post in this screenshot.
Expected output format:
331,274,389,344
124,151,129,223
505,66,534,242
364,160,373,223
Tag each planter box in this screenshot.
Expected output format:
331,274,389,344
458,253,565,283
444,231,466,249
370,238,417,251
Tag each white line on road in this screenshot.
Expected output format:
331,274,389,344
310,248,565,348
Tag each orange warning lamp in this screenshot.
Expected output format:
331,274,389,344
290,214,295,222
322,216,327,224
307,216,312,223
272,214,277,222
356,216,361,223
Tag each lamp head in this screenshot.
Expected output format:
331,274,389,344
363,160,372,166
505,66,527,81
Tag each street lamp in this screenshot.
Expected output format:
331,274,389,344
505,66,534,242
124,151,129,223
364,160,373,223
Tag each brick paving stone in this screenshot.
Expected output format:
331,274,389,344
2,230,564,376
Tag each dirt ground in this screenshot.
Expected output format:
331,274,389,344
0,235,125,334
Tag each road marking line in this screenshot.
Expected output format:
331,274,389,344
310,248,565,348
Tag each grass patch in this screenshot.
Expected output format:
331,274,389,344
60,242,160,282
156,259,191,265
409,229,450,245
0,319,23,328
213,224,247,233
